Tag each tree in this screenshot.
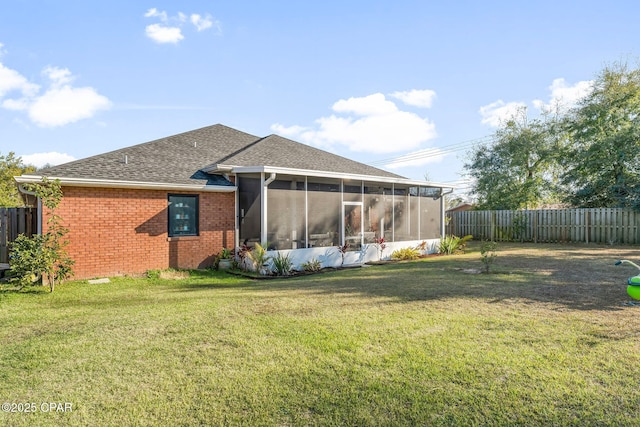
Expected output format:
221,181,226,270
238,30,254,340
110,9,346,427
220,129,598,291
464,108,562,210
561,61,640,209
0,152,36,207
9,178,74,292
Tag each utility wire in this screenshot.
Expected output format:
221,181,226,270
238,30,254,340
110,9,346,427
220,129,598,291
367,135,495,167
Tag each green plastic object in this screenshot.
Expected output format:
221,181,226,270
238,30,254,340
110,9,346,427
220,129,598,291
627,276,640,300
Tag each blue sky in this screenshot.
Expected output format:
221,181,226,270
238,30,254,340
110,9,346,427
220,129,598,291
1,1,639,194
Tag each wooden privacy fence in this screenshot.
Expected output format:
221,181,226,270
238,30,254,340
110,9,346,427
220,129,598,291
0,207,38,265
448,208,640,244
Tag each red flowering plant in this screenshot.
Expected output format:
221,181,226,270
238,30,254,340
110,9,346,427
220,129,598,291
373,236,386,261
336,243,350,267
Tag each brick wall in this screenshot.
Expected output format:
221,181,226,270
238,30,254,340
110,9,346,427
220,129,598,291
44,186,235,280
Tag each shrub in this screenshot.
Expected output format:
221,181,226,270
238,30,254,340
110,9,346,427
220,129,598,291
235,244,252,271
415,240,428,253
391,247,421,261
302,258,322,272
480,241,498,273
439,234,473,255
9,178,74,291
272,252,293,276
250,242,270,267
247,242,271,273
512,213,528,242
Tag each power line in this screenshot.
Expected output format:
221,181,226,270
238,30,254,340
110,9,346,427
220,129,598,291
367,135,495,167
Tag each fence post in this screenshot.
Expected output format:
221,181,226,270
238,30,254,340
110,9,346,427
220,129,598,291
586,210,590,244
0,208,6,265
491,211,496,241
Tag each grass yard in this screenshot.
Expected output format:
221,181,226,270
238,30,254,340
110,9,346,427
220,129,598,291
2,243,640,426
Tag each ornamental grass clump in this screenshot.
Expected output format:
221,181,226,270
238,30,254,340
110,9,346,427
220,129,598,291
248,242,271,274
302,258,322,272
390,247,421,261
439,234,473,255
272,252,294,276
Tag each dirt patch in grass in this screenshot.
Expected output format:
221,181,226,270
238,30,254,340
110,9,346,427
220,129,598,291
157,270,190,280
225,265,363,279
446,241,640,311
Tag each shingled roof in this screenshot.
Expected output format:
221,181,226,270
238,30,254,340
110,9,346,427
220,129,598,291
211,134,405,179
34,124,405,187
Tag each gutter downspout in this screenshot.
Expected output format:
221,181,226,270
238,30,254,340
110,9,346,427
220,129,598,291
260,173,277,244
18,184,42,234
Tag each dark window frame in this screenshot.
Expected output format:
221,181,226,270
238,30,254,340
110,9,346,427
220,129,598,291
168,194,199,237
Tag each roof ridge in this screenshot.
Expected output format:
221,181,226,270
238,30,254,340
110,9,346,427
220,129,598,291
214,135,269,165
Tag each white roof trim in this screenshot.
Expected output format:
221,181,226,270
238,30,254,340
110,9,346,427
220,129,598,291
15,175,237,193
201,164,233,173
223,165,457,189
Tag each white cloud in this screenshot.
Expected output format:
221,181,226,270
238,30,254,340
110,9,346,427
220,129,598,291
145,24,184,44
271,92,437,154
28,85,111,127
480,78,594,127
144,9,219,43
271,123,308,137
2,97,30,111
21,152,76,168
43,66,74,87
333,93,398,116
0,55,111,127
0,63,39,98
144,8,168,22
390,89,437,108
191,14,214,31
533,78,593,113
479,100,527,127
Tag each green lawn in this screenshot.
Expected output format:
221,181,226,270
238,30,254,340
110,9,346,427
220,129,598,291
2,243,640,426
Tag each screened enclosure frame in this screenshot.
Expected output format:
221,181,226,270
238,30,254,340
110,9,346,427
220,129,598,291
236,170,449,252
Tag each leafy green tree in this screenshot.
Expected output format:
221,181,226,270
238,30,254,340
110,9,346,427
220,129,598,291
561,61,640,208
465,108,562,210
0,152,36,207
9,178,74,292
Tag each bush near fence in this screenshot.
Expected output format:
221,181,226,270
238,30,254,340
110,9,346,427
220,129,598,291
0,207,38,265
448,208,640,244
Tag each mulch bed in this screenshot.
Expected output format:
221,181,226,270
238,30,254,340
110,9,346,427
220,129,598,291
225,253,448,279
224,265,363,280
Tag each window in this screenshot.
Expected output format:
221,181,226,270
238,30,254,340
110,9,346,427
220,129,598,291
168,194,199,237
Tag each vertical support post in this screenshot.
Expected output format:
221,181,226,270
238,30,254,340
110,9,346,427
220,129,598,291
304,176,308,249
440,190,445,238
391,183,395,242
234,175,239,249
260,172,266,244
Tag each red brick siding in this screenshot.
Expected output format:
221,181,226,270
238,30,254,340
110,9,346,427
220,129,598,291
44,187,235,280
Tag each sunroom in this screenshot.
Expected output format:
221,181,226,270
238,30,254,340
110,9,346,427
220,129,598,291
232,167,452,266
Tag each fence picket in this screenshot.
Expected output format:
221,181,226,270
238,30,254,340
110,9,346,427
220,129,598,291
448,207,640,245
